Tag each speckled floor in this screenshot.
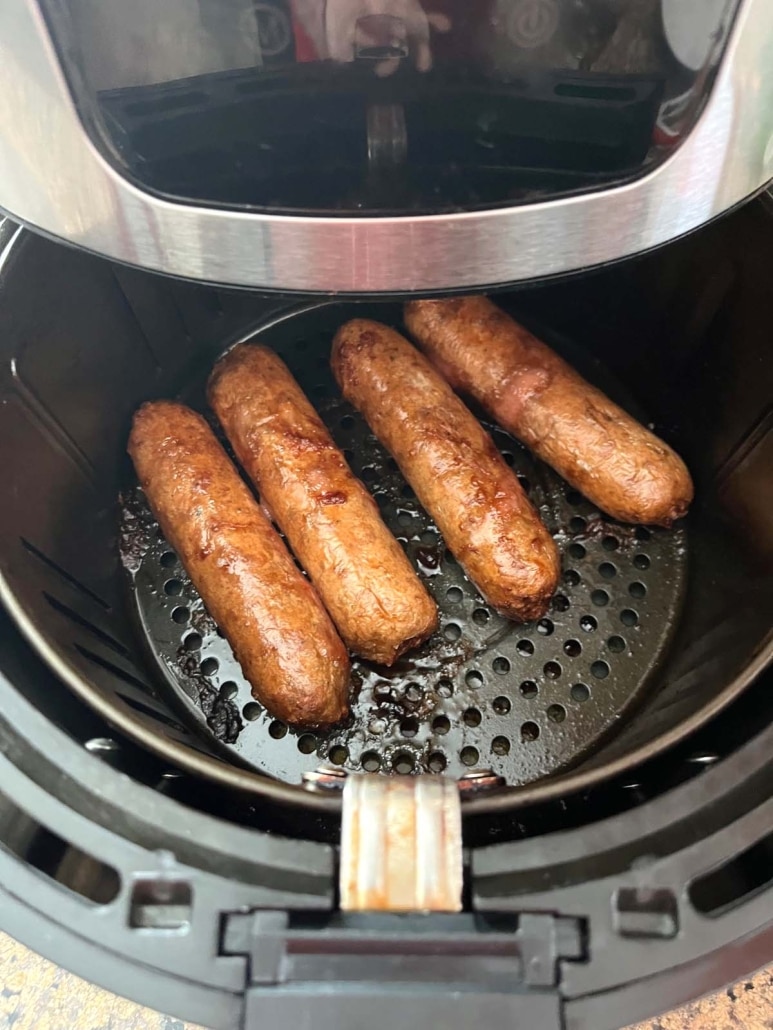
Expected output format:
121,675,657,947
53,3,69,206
1,930,772,1029
628,976,773,1030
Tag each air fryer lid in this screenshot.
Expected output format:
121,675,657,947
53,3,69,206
42,0,741,214
3,1,771,292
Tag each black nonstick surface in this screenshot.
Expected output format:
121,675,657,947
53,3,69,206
119,304,687,786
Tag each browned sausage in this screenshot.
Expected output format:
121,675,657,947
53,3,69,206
128,401,350,727
208,344,438,665
405,296,693,527
331,320,560,622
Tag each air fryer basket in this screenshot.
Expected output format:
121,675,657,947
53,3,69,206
121,303,689,787
0,199,771,826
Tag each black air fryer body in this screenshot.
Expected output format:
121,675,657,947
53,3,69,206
0,195,771,1028
1,0,773,1026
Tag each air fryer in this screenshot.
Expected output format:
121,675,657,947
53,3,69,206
0,190,770,1026
0,0,772,1028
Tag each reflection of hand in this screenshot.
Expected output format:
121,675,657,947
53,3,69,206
324,0,451,76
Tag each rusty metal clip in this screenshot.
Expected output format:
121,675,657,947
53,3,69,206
340,775,463,912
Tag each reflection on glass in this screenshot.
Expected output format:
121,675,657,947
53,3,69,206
44,0,741,213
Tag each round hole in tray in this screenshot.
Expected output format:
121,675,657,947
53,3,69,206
463,707,482,728
183,632,202,651
361,751,381,772
547,704,566,724
393,752,415,775
297,733,317,754
427,751,447,773
404,683,422,703
460,746,479,767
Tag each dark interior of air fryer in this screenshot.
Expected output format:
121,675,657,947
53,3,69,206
95,64,664,214
1,197,771,846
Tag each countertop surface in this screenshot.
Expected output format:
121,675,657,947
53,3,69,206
1,930,772,1030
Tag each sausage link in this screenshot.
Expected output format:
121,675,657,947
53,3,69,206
208,344,438,665
405,296,693,527
332,320,560,622
128,401,350,727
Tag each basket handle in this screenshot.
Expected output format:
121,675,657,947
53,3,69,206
340,774,463,911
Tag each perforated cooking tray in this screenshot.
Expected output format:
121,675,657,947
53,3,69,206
120,304,687,788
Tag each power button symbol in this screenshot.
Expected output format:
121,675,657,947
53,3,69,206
507,0,559,49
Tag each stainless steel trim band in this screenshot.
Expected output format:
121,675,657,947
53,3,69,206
0,0,771,293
